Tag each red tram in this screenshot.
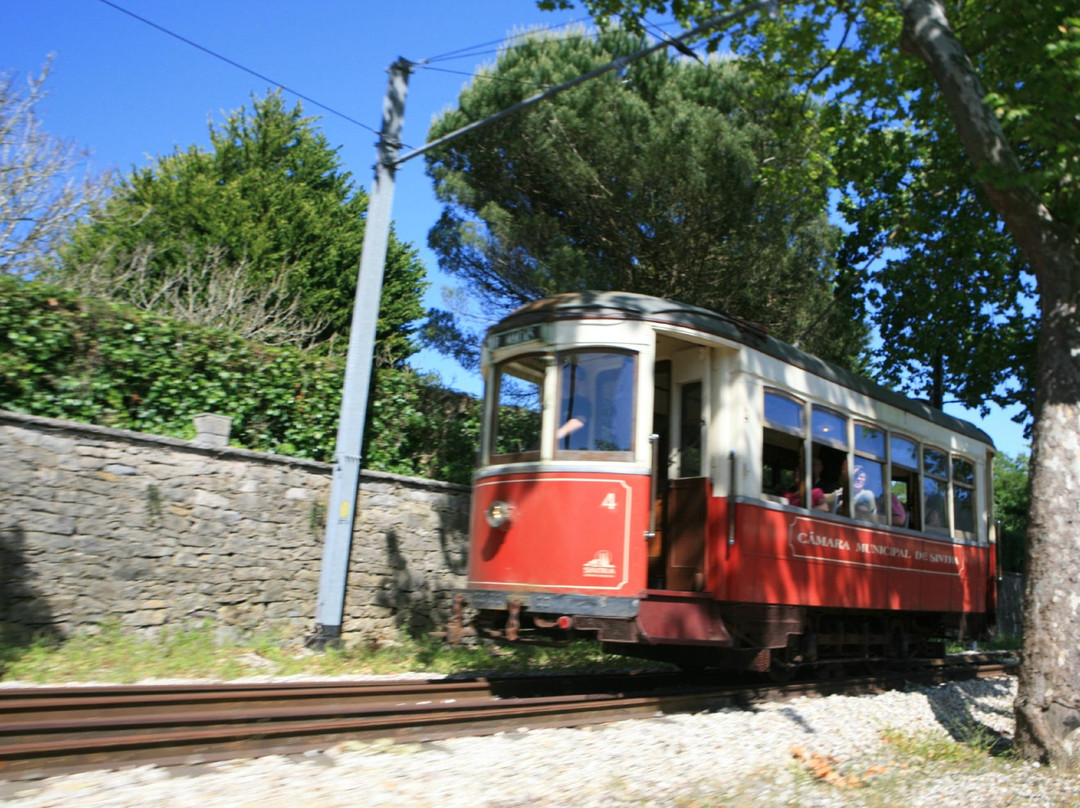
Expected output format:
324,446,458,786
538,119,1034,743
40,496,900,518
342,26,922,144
458,292,997,674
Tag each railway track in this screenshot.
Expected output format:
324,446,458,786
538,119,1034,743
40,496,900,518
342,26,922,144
0,654,1016,781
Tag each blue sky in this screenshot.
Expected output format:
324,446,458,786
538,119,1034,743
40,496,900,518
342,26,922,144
4,0,1030,457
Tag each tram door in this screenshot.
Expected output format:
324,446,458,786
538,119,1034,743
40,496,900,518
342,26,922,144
650,346,709,592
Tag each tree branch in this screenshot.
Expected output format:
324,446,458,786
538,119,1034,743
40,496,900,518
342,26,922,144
899,0,1072,288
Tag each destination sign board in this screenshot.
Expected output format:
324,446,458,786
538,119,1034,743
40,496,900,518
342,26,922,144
787,516,963,576
492,325,542,349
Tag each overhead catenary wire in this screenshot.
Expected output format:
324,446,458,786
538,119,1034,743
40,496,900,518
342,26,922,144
643,17,705,62
95,0,381,137
421,14,598,63
398,1,777,166
94,0,689,152
417,64,554,90
416,16,687,94
420,17,684,70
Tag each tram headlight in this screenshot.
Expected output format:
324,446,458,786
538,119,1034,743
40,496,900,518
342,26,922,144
485,500,513,529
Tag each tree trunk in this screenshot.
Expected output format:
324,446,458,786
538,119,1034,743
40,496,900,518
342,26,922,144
901,0,1080,769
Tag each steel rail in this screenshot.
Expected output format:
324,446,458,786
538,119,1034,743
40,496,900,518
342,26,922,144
0,656,1016,781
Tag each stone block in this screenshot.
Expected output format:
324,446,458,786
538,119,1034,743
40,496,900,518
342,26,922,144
193,413,232,447
218,510,243,526
263,581,285,602
194,489,230,509
230,566,272,582
217,602,266,625
103,464,138,476
15,431,78,454
113,560,154,581
126,608,168,627
24,512,77,535
17,531,78,553
170,552,201,568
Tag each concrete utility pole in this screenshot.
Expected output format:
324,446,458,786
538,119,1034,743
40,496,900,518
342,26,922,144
312,57,411,645
311,1,776,646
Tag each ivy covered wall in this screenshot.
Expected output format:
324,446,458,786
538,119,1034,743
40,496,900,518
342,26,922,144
0,276,482,484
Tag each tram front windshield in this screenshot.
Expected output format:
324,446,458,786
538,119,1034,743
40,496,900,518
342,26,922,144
489,350,636,463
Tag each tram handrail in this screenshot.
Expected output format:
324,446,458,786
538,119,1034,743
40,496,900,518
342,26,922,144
646,433,660,541
728,450,737,546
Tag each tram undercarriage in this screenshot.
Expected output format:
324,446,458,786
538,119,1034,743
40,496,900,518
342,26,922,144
461,596,988,676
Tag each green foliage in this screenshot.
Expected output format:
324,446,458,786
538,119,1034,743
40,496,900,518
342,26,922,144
994,452,1030,573
979,634,1021,653
0,276,481,483
545,0,1069,424
53,92,426,364
364,364,482,485
1,274,340,456
425,28,868,369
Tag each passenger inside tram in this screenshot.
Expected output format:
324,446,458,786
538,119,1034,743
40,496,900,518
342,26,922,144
851,464,878,518
784,465,826,509
556,414,587,441
925,493,947,529
813,448,845,512
889,467,920,528
889,493,909,527
555,351,635,453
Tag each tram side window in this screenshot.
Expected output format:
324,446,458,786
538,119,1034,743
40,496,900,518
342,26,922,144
890,435,920,529
812,405,848,515
762,391,803,501
679,381,703,477
490,354,544,460
490,354,544,462
555,351,635,457
853,423,886,525
952,457,976,536
923,447,950,534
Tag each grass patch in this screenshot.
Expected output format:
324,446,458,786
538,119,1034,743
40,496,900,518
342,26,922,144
946,633,1021,654
0,621,636,684
880,725,1004,765
981,633,1022,652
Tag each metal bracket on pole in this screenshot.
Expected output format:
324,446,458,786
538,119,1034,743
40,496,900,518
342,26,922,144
309,58,412,648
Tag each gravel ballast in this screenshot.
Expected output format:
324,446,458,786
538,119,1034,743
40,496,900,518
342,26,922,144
4,675,1080,807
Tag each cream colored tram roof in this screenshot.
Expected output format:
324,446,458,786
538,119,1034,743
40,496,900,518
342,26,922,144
490,291,995,449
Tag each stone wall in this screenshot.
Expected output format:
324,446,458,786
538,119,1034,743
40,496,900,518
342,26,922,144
0,410,471,643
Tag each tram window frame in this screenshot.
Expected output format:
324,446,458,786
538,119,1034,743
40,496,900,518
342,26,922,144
553,349,637,462
889,434,920,530
488,353,545,464
677,380,704,478
952,455,977,540
762,390,804,503
922,446,950,535
812,405,849,516
853,421,887,526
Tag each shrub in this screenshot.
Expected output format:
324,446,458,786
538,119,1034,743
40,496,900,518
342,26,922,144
0,276,480,483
